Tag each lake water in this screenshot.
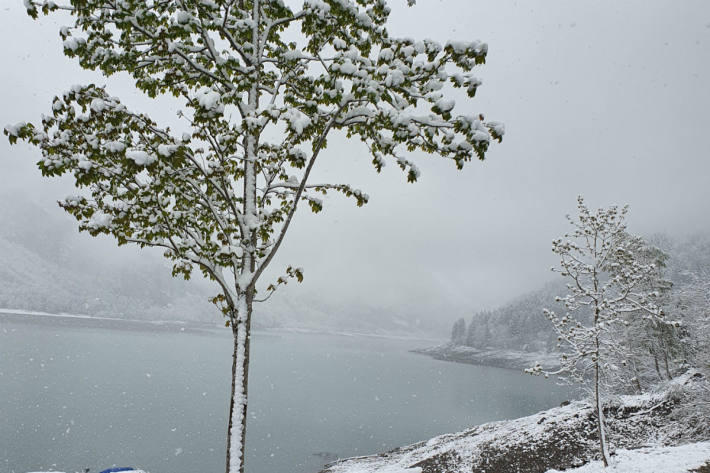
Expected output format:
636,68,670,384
0,317,572,473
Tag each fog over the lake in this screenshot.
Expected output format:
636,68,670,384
1,0,709,332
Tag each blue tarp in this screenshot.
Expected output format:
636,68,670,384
99,468,136,473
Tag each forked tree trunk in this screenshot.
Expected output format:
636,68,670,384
225,294,254,473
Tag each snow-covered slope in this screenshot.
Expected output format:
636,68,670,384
322,372,710,473
546,442,710,473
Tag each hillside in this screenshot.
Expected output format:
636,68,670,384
322,371,710,473
443,234,710,362
0,199,213,322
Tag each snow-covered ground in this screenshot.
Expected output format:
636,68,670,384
338,448,710,473
27,471,146,473
325,400,594,473
546,442,710,473
323,371,710,473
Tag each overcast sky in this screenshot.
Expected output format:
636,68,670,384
1,0,709,329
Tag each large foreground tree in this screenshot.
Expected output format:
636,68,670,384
5,1,503,472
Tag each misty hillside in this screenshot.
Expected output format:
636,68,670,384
454,234,710,354
0,198,444,335
456,282,565,352
0,198,215,322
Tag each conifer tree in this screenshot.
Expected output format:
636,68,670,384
609,234,680,389
451,317,466,344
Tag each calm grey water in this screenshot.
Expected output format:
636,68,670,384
0,318,572,473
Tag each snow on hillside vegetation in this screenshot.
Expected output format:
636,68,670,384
322,371,710,473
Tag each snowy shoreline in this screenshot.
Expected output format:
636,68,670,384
0,309,444,343
321,371,710,473
411,343,561,372
0,308,219,334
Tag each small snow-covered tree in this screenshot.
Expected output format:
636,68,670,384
4,1,503,472
672,271,710,369
527,197,667,467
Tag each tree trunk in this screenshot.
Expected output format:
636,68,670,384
593,310,610,469
591,297,610,467
225,294,254,473
628,356,642,393
594,356,610,467
226,1,260,470
632,376,642,394
653,354,663,380
226,319,238,473
663,349,672,380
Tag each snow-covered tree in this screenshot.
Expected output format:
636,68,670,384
4,1,503,472
451,317,466,345
657,234,710,370
605,233,680,391
671,271,710,369
527,197,667,467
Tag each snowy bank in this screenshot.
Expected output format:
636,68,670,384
322,371,710,473
412,343,560,371
546,442,710,473
0,309,219,334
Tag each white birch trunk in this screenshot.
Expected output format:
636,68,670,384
226,3,261,472
226,296,253,473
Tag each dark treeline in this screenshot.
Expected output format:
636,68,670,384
451,282,565,352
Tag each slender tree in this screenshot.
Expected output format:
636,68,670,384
609,235,680,390
671,271,710,369
5,1,503,472
527,197,666,467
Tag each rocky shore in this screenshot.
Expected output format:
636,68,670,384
321,371,710,473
